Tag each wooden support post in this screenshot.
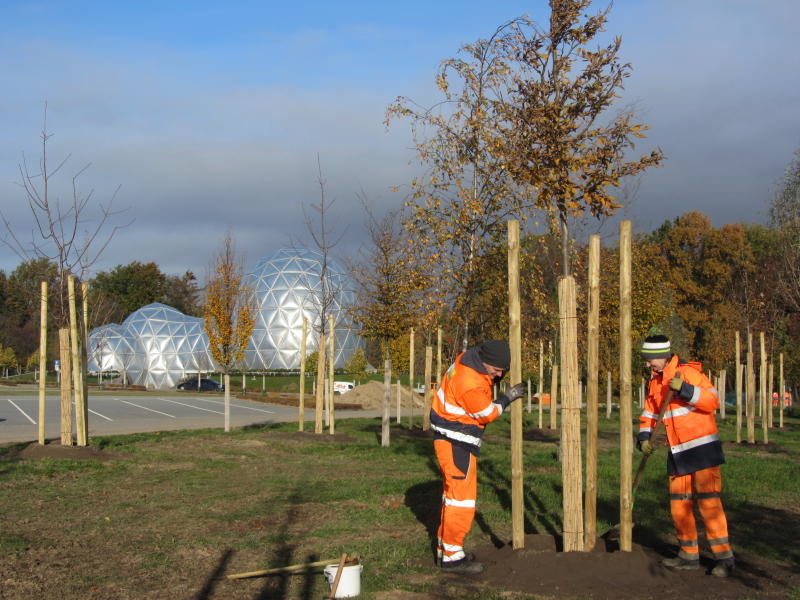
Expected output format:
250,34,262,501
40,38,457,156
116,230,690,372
606,371,612,419
409,328,415,428
68,276,87,446
538,340,544,429
396,379,401,423
619,219,633,552
38,281,48,445
299,318,308,432
315,332,326,434
436,327,442,387
329,314,335,435
719,369,727,419
559,275,583,551
382,358,391,447
584,234,600,550
550,363,559,430
746,332,755,444
760,332,768,444
59,328,72,445
527,379,531,414
422,346,433,431
735,331,742,443
768,361,774,429
507,219,524,549
780,353,785,429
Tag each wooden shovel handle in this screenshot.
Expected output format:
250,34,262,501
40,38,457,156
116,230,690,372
328,553,348,599
632,389,673,497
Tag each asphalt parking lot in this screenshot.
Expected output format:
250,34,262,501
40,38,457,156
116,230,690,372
0,388,381,443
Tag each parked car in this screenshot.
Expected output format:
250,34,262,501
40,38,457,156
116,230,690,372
177,378,224,392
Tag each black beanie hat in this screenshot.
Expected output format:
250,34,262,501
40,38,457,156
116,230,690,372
477,340,511,369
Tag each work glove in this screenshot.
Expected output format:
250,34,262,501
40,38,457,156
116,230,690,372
669,374,694,400
636,437,654,455
497,383,525,410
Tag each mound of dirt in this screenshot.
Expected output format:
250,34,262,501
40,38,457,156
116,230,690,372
469,534,799,600
7,442,125,461
339,381,426,410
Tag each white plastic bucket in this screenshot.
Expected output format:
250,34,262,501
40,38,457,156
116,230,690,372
323,563,363,598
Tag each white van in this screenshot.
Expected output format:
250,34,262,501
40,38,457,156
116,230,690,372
333,381,355,395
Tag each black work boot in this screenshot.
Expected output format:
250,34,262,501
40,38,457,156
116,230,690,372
711,557,735,578
441,554,484,574
661,555,700,570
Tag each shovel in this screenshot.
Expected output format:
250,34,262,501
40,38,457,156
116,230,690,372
605,389,673,541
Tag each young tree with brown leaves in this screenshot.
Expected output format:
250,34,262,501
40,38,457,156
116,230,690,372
203,232,255,433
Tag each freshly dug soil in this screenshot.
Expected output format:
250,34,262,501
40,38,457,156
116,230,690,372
466,533,800,599
7,441,126,460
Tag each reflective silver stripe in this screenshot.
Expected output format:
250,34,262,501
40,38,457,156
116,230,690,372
441,550,466,562
664,405,696,419
493,402,504,416
440,388,467,416
641,410,658,420
468,402,497,419
442,541,463,552
430,423,483,447
707,537,729,546
688,385,701,404
678,538,699,547
671,433,719,454
444,497,476,508
640,427,652,433
714,550,734,559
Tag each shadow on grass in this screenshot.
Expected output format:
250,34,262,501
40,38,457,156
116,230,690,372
194,548,234,600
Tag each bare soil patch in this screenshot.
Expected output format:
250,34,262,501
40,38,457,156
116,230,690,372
8,441,127,461
462,533,800,599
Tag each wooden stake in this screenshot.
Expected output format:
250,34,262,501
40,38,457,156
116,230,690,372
719,369,727,420
538,340,544,429
422,346,433,431
409,328,415,428
382,358,391,447
328,553,348,599
436,327,442,387
329,314,335,435
549,363,559,430
396,379,401,423
735,331,742,443
559,275,583,551
760,332,768,444
315,332,326,434
768,361,774,429
527,379,531,413
606,371,612,419
507,219,524,549
38,281,48,445
619,220,633,552
68,276,87,446
59,328,72,445
299,317,308,432
780,352,785,429
746,332,755,444
584,234,600,550
227,557,344,580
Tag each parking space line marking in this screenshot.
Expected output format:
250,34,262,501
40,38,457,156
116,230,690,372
191,397,276,414
156,398,224,415
7,399,36,424
120,400,176,418
88,408,114,422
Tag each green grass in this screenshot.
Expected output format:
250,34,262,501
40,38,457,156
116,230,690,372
1,412,798,599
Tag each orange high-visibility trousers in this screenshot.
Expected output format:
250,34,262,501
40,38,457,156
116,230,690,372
669,466,733,561
434,439,477,565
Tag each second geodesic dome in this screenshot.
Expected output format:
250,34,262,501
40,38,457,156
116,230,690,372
243,247,363,370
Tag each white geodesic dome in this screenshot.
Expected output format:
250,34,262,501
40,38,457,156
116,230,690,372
243,247,363,370
87,303,217,390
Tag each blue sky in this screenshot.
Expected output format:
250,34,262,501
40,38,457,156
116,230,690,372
1,1,798,279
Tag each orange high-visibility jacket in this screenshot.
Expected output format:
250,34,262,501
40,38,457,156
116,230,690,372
638,354,724,476
430,349,503,455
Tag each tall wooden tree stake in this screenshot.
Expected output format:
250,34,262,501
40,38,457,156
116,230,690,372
550,363,559,430
299,318,308,432
329,313,336,435
409,328,415,428
436,328,443,387
422,346,433,430
38,281,48,445
59,328,72,445
382,358,391,447
538,340,544,428
507,220,524,549
735,331,742,443
619,220,633,552
315,332,326,434
68,275,87,446
559,274,583,551
584,234,600,550
746,332,755,444
760,332,768,444
779,352,785,429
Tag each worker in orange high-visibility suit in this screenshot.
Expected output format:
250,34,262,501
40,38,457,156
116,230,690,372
430,339,524,575
638,333,735,578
